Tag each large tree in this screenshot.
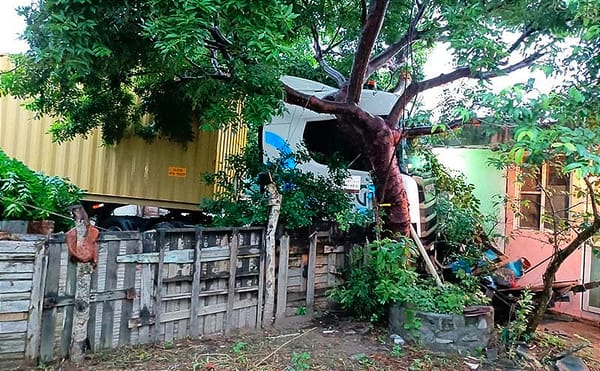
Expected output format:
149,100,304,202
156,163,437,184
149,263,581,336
0,0,595,238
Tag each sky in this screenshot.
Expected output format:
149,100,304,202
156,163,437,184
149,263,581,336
0,0,29,54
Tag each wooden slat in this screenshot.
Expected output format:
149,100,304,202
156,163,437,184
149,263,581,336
0,261,34,274
153,230,166,342
116,245,259,264
98,240,119,349
38,242,62,363
0,299,29,314
275,235,290,323
225,232,239,333
306,234,317,315
59,259,77,357
118,239,137,345
190,229,202,338
256,229,266,329
128,298,257,328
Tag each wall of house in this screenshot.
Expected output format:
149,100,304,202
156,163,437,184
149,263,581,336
504,169,600,322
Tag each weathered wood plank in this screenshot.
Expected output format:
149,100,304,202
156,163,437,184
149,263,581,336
119,239,137,346
38,242,62,363
0,252,36,260
0,241,41,253
306,234,317,315
153,230,166,342
0,272,34,280
100,240,120,349
116,246,261,264
59,258,77,358
129,298,257,329
275,235,290,323
87,244,103,352
0,299,29,314
0,280,33,293
256,229,266,329
0,261,33,273
190,229,202,338
0,292,30,301
0,315,28,326
225,233,238,334
138,263,153,344
0,339,25,353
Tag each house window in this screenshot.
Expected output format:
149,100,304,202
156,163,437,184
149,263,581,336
518,162,569,230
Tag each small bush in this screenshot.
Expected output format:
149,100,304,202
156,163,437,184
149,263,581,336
0,148,82,230
329,238,489,321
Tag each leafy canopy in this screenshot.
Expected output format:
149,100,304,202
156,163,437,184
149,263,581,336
1,0,297,144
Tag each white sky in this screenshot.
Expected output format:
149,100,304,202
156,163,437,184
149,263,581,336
0,0,29,54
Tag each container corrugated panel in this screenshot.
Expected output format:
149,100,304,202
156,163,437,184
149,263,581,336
0,78,247,210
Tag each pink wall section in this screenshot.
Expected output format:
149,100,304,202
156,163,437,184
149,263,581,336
504,169,600,322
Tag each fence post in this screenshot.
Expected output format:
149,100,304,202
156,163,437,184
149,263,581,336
24,240,47,361
275,235,290,323
262,181,281,326
306,233,317,316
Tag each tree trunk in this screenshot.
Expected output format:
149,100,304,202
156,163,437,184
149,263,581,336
525,220,600,335
365,126,410,236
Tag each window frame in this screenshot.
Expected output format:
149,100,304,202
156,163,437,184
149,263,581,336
517,162,571,231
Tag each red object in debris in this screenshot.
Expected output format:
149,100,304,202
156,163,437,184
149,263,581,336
66,225,99,267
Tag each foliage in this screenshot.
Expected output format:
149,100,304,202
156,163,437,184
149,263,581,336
329,238,488,321
290,351,311,371
1,0,297,144
501,290,534,358
416,149,501,266
201,139,365,230
0,148,82,230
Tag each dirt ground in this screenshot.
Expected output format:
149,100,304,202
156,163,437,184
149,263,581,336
34,313,600,371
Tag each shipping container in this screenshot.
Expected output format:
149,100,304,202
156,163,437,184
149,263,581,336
0,56,246,212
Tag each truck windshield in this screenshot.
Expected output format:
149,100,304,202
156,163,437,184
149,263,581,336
303,119,370,171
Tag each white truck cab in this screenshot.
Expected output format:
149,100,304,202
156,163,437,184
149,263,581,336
262,76,424,237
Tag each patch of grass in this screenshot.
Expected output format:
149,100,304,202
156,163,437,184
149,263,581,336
295,306,307,315
290,351,311,371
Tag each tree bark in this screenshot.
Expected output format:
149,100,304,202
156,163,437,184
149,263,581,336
262,182,282,326
525,219,600,335
70,262,93,363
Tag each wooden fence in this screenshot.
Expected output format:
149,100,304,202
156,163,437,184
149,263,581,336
275,231,346,321
43,227,264,362
0,236,46,367
0,226,350,368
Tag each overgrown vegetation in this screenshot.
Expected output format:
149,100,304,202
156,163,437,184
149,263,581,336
330,238,489,323
201,140,367,230
0,148,82,230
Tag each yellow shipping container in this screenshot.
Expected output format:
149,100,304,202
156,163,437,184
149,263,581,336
0,58,246,210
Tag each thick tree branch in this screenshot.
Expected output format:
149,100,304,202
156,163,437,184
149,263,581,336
347,0,389,104
389,67,471,124
479,51,545,79
284,84,370,121
311,25,347,87
508,26,536,54
366,1,428,77
388,50,545,125
366,30,424,78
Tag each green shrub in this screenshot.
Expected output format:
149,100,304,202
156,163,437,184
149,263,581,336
202,142,368,230
329,238,489,321
0,148,82,230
